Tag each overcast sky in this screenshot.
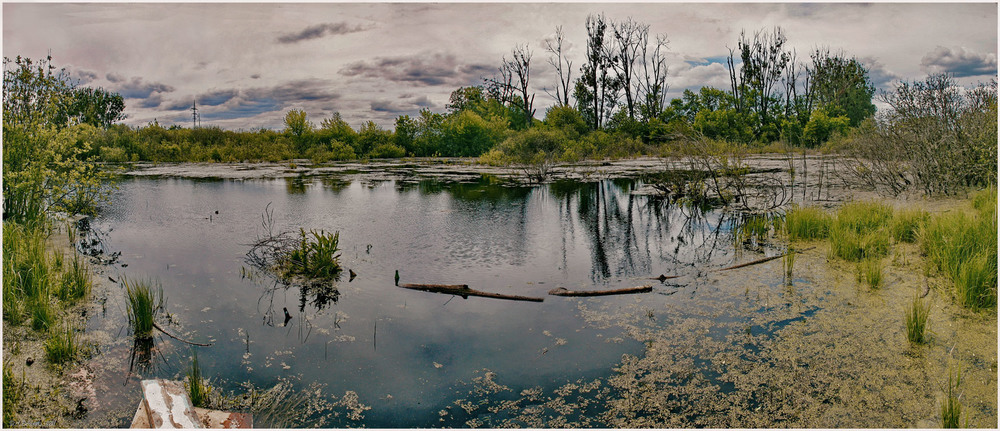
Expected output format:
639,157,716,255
3,2,997,130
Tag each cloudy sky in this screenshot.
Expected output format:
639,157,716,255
3,2,997,130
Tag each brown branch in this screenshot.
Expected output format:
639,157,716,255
152,322,214,347
398,283,544,303
548,285,653,297
715,246,816,272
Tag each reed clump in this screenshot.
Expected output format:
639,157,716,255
783,205,832,240
890,208,928,243
124,277,164,339
284,229,343,280
58,254,91,302
782,248,796,284
941,367,965,428
905,294,930,344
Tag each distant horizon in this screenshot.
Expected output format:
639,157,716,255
4,2,996,131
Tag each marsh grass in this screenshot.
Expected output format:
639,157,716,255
829,201,892,261
124,278,164,339
44,322,78,365
58,254,91,302
856,258,884,289
187,351,209,407
941,367,965,428
890,208,928,243
905,294,930,344
920,203,997,310
783,205,831,240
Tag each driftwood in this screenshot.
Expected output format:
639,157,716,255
649,274,681,282
715,246,817,272
548,285,653,297
152,322,214,347
398,283,544,302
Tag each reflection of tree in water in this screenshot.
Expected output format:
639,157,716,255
298,280,341,312
562,179,743,281
284,175,311,194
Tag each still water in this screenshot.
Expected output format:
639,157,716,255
87,174,760,427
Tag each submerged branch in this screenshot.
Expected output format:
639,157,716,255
548,285,653,297
398,283,545,302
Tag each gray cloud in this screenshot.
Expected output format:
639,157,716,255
199,89,239,106
413,95,435,108
340,53,493,87
276,22,370,44
861,57,902,89
112,76,175,99
106,72,125,83
370,100,399,112
139,94,164,109
921,46,997,78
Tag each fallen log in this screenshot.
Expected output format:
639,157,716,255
398,283,544,302
548,285,653,297
715,246,817,272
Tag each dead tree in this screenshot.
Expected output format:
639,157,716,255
544,26,573,107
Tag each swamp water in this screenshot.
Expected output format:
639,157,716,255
73,172,995,428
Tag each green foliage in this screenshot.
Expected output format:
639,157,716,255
284,229,342,280
44,322,78,365
784,205,832,240
905,294,930,344
368,143,406,159
782,248,796,283
809,49,877,127
125,278,164,339
30,298,56,332
803,107,850,147
543,105,589,139
187,351,209,408
440,110,509,157
920,201,997,310
356,121,393,157
489,128,569,182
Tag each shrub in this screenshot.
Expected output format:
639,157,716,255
3,361,23,427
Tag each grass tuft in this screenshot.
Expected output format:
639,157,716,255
890,208,928,243
124,277,164,339
920,207,997,310
187,351,210,407
29,299,56,332
782,248,796,284
829,201,892,261
941,367,965,428
783,205,831,240
44,322,78,365
856,258,884,289
905,294,930,344
3,361,24,427
284,229,342,280
57,254,91,302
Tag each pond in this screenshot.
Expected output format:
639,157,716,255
75,166,996,428
81,172,778,427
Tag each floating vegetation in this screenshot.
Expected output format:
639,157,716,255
124,277,164,339
207,378,370,428
905,294,930,344
246,204,343,284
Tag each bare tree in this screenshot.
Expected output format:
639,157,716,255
544,26,573,107
639,33,670,121
727,27,791,138
509,44,536,126
610,18,647,120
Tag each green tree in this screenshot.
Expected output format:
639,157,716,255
543,105,588,139
356,121,393,157
809,49,877,127
283,109,313,154
440,110,508,157
318,112,357,148
62,87,126,128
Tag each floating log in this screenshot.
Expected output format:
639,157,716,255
715,246,817,272
548,285,653,297
398,283,544,302
649,274,681,282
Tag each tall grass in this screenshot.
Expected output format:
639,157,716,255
920,196,997,310
187,351,209,407
783,205,832,240
782,248,796,284
124,278,164,339
44,322,78,365
829,201,892,261
29,299,56,332
905,295,930,344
